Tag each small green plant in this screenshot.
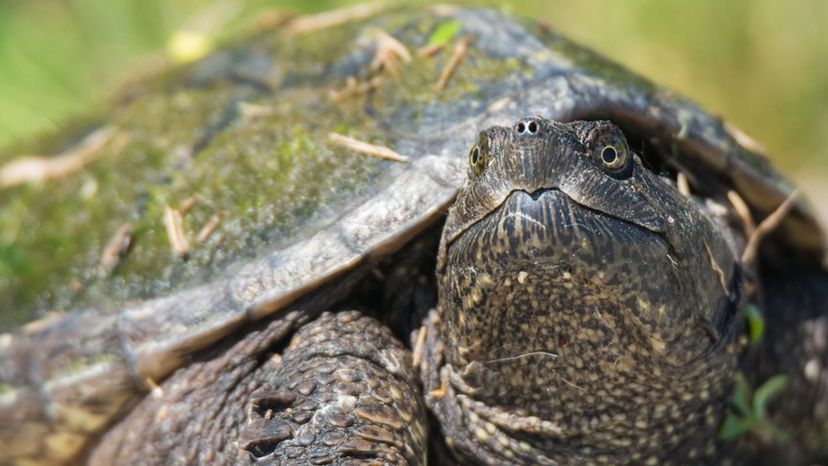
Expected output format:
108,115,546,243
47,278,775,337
720,373,790,442
742,303,765,344
426,20,461,47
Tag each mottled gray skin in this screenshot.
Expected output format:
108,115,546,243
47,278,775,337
90,311,428,465
423,117,740,465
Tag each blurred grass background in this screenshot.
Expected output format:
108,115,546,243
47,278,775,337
1,0,826,215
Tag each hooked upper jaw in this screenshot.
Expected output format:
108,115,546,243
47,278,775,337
441,117,695,265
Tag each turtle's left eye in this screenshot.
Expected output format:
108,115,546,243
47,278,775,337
601,145,622,168
596,142,630,177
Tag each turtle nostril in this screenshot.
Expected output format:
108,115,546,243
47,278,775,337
516,119,539,136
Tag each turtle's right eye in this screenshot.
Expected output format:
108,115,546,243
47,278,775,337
469,145,481,167
594,139,631,178
469,132,491,176
469,144,487,176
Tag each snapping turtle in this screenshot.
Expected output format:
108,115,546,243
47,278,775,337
1,6,826,466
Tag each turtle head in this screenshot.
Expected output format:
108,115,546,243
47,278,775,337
433,117,741,462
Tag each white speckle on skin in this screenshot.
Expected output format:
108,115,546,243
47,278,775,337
517,271,529,284
506,211,547,231
378,349,402,375
337,395,357,411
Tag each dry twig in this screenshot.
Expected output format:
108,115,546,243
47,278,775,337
0,126,117,188
725,121,766,154
98,223,133,274
369,28,412,76
287,3,383,36
727,190,756,236
331,28,410,101
164,204,190,258
676,172,690,197
328,133,409,162
434,36,471,92
412,326,428,370
429,379,448,399
704,241,729,294
178,195,205,215
741,190,799,266
417,42,445,58
196,213,222,243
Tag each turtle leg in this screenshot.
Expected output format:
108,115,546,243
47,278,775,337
744,265,828,464
237,310,428,465
88,310,427,465
87,311,307,465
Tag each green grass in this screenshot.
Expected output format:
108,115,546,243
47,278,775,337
1,0,826,177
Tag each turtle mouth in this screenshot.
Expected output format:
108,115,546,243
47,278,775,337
443,185,672,265
524,187,670,233
504,187,671,250
513,187,668,246
444,187,674,281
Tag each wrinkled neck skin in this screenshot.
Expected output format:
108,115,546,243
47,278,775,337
427,119,743,465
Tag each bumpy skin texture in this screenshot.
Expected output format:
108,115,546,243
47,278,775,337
424,117,743,465
237,311,428,465
90,311,427,465
89,312,305,465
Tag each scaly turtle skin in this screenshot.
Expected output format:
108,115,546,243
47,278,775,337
1,7,826,466
424,117,741,465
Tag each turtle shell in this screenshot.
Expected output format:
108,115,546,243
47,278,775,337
0,6,824,465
